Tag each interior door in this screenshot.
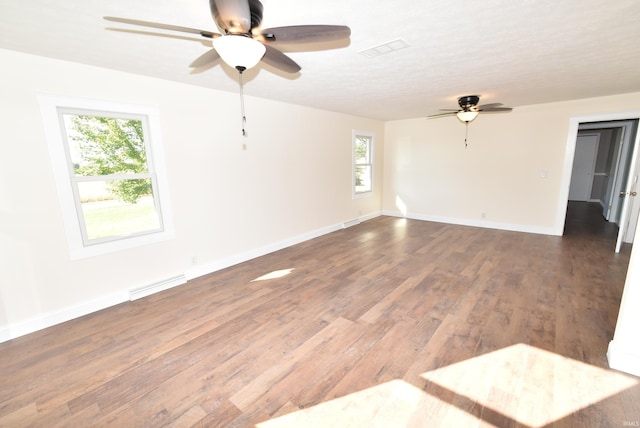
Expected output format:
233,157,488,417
624,175,640,242
608,126,635,225
604,128,625,221
616,130,640,252
569,134,599,201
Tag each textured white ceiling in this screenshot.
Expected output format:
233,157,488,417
1,0,640,120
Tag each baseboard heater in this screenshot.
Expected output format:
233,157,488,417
129,274,186,301
342,218,361,229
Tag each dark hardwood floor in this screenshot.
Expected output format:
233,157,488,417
563,200,621,240
1,207,638,427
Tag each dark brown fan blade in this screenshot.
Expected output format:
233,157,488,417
427,112,458,119
104,16,219,39
260,25,351,44
210,0,252,34
480,107,513,112
476,103,503,110
189,49,221,68
261,45,301,73
106,28,207,44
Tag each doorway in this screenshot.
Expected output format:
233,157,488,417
575,120,638,227
558,112,640,253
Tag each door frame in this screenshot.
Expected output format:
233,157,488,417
556,110,640,236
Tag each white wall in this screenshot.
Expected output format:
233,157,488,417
0,49,384,340
383,93,640,234
608,221,640,376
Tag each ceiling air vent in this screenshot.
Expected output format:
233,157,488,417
358,39,410,58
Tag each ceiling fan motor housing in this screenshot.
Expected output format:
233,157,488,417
248,0,264,30
458,95,480,110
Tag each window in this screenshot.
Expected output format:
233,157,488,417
39,95,174,259
353,130,374,197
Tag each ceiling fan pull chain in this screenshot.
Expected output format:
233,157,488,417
237,66,247,137
464,121,469,148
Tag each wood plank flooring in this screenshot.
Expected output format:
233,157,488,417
1,203,639,427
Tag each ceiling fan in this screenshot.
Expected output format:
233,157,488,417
427,95,513,123
427,95,513,147
105,0,350,137
104,0,351,74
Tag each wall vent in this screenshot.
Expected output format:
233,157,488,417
129,274,186,301
343,218,361,229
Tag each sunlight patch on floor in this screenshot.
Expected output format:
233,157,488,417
251,269,294,282
256,379,485,428
257,344,638,427
421,343,639,427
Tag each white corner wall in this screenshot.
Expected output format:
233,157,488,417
383,93,640,234
608,221,640,377
0,48,384,341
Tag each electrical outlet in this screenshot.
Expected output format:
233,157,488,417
191,256,198,266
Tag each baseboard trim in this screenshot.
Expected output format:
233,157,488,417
382,210,557,236
0,273,191,343
607,340,640,377
0,290,129,344
186,225,341,281
185,212,382,281
0,213,385,344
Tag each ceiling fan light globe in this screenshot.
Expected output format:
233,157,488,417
457,111,479,123
213,35,266,70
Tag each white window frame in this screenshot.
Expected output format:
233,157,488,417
352,130,375,198
38,94,174,259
